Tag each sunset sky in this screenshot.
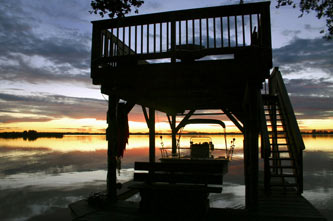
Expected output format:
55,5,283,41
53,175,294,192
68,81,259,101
0,0,332,133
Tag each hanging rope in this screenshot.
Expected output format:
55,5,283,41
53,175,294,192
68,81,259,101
116,103,129,158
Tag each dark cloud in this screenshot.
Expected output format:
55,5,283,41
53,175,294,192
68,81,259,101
304,24,323,33
0,1,91,84
273,38,333,76
144,1,164,10
281,29,301,37
282,77,333,119
0,115,55,123
272,38,333,120
0,92,148,125
0,93,108,122
290,95,333,119
285,78,333,97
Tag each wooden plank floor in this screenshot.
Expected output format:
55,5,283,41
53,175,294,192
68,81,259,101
255,191,327,221
69,180,327,221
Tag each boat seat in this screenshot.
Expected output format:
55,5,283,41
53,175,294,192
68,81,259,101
129,160,226,215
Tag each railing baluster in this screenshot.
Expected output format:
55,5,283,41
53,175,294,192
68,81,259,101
213,17,216,48
235,16,238,47
186,20,188,45
171,21,176,62
110,28,114,56
147,24,149,53
192,19,195,45
249,14,253,44
257,13,261,45
160,23,162,53
101,34,104,57
104,33,109,57
206,18,209,48
154,23,156,53
123,27,125,55
179,21,181,45
129,26,131,55
141,25,143,54
242,15,245,46
227,16,230,47
167,22,169,51
135,26,137,54
199,19,202,48
220,17,223,47
116,27,119,56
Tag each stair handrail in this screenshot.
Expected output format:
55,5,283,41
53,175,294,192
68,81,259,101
269,67,305,152
269,67,305,193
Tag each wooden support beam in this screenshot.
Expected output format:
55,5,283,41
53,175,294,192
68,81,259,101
171,114,177,156
166,114,177,155
106,96,119,201
242,83,260,209
142,106,150,129
175,110,195,133
125,102,135,114
149,108,155,162
258,95,271,192
222,108,244,133
167,110,194,156
142,105,156,162
171,21,176,63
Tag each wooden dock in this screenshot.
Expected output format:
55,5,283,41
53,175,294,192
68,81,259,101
69,180,327,221
82,2,327,221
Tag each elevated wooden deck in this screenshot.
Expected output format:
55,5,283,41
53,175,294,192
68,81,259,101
87,2,321,218
91,2,272,114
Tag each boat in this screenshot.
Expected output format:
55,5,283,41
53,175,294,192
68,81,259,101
159,118,235,162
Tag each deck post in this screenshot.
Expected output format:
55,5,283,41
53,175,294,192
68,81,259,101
171,21,176,63
106,96,119,201
149,108,155,162
171,114,177,156
243,83,260,209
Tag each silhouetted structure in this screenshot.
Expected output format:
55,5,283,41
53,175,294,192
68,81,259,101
75,2,327,220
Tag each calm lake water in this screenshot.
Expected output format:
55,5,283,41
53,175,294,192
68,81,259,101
0,134,332,220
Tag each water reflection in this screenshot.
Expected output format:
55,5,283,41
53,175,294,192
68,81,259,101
0,134,332,221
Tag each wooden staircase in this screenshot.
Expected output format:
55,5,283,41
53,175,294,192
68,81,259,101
260,68,305,194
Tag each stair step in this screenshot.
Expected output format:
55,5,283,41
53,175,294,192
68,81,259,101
270,150,290,153
269,165,294,169
270,183,297,187
270,174,296,178
269,158,294,161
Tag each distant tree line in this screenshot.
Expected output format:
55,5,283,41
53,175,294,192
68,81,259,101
307,129,333,134
0,130,63,141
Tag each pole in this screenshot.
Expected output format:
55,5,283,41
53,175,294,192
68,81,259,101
149,108,155,162
106,96,118,201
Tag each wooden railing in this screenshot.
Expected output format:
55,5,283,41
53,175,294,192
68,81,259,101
91,2,272,72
